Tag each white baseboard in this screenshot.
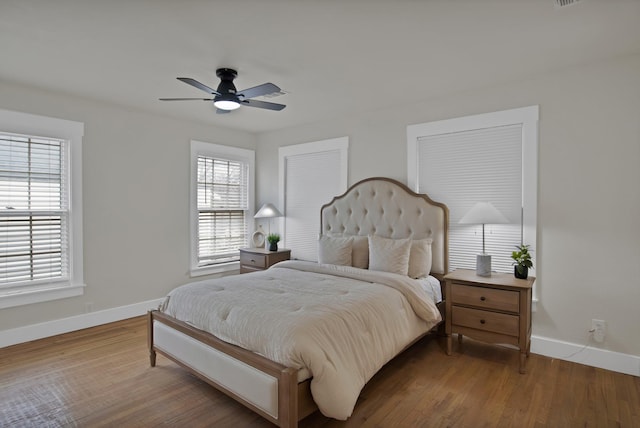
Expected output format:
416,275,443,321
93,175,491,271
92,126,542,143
0,298,165,348
531,335,640,377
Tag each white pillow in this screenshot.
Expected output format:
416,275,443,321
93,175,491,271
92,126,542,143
318,235,353,266
368,235,412,276
408,238,433,278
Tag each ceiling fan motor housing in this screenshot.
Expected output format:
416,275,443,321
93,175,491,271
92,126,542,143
216,68,238,96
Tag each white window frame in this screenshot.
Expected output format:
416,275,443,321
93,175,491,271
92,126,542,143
190,140,255,276
0,109,84,309
407,106,538,300
278,137,349,261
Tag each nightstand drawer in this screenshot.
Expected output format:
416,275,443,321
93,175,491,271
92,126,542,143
240,253,266,268
451,306,519,336
240,265,264,274
450,283,519,313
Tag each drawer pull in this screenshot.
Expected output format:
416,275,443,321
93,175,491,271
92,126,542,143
480,319,486,324
480,296,486,301
250,259,255,262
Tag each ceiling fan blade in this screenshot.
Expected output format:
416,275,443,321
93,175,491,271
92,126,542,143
237,83,281,100
241,99,286,111
216,108,231,114
177,77,220,95
159,98,214,101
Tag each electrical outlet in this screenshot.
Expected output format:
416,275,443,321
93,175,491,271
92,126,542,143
591,319,606,343
85,302,94,313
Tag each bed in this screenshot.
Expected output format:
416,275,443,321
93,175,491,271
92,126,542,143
148,177,449,427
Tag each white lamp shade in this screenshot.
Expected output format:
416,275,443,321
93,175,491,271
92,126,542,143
459,202,508,225
254,203,283,219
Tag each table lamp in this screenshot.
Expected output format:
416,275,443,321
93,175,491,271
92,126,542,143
254,203,283,237
459,202,508,277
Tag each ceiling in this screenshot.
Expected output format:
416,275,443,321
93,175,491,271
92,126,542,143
1,0,639,134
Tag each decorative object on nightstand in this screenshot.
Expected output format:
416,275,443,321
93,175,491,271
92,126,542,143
251,225,266,248
459,201,508,277
239,247,290,273
511,244,533,279
444,269,535,373
267,233,280,252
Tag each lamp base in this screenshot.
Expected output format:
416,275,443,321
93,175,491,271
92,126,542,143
476,254,491,277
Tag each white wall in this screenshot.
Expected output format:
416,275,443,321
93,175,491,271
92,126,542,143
0,82,256,331
257,54,640,359
2,53,638,366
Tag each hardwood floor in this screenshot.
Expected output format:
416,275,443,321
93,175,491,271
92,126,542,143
1,316,638,427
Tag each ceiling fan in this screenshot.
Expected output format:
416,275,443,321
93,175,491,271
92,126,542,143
159,68,286,114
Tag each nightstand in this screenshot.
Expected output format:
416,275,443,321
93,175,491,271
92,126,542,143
444,269,535,373
239,248,291,274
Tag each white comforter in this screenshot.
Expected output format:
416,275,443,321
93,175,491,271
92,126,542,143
160,260,442,420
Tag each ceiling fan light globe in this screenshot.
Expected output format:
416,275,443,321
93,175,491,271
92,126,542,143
214,100,240,110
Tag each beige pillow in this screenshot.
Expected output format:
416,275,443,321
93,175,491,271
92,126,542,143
318,235,353,266
350,235,369,269
328,233,369,269
408,238,433,278
368,235,412,276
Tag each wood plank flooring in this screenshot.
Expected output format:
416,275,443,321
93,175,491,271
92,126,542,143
1,316,639,427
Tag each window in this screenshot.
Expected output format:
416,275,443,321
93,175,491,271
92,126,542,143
407,106,538,286
279,137,348,261
190,141,254,276
1,134,67,284
0,109,84,308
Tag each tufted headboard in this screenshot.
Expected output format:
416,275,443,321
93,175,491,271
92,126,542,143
320,177,449,275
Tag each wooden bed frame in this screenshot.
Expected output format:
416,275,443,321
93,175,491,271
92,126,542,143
148,177,449,427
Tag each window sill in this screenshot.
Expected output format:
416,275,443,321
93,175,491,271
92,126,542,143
0,282,85,309
190,261,240,278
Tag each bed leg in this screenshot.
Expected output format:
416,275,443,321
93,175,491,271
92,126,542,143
147,311,157,367
279,368,299,428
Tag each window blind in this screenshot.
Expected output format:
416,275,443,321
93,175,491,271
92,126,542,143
0,133,69,286
417,124,523,273
283,149,343,261
196,156,248,266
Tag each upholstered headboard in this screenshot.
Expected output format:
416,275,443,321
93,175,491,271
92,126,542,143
320,177,449,275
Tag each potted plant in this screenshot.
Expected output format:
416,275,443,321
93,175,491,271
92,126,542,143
511,244,533,279
267,233,280,251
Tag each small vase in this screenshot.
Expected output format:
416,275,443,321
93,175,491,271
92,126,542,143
269,242,278,251
514,265,528,279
